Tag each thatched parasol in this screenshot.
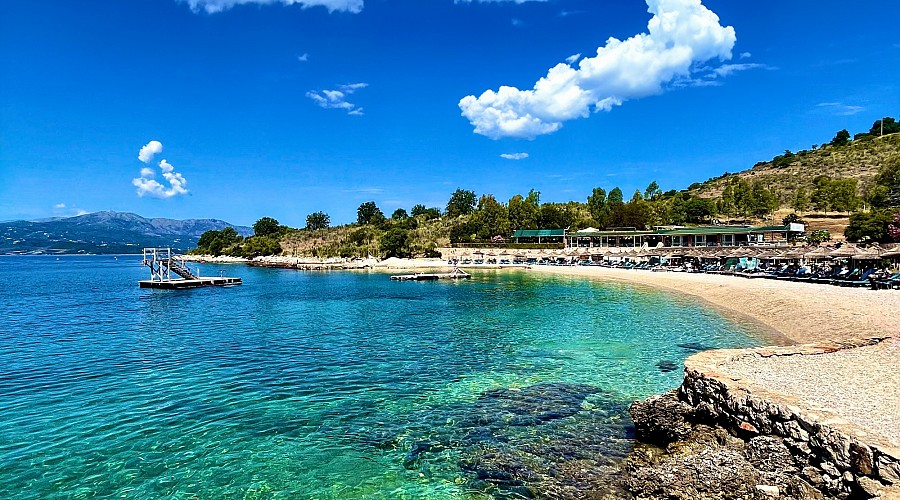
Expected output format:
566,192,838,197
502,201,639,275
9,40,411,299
852,246,882,260
803,246,831,260
755,250,780,260
828,245,863,259
880,244,900,258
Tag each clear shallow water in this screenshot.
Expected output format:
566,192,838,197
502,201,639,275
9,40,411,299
0,256,765,499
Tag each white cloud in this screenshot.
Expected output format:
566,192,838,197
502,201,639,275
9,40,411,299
306,83,367,115
711,63,771,77
185,0,550,14
297,53,309,62
184,0,363,14
739,51,752,59
817,102,865,116
459,0,737,140
565,53,581,65
133,157,189,199
455,0,548,3
54,203,66,209
500,152,529,160
138,140,163,163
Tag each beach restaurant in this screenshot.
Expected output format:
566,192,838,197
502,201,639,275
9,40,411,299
513,224,805,249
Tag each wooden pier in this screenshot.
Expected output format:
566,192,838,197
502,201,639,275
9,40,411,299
390,268,471,281
140,248,242,289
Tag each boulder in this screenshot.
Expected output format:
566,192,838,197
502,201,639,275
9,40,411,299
628,390,696,446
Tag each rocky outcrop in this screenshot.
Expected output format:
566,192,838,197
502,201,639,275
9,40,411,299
623,338,900,499
625,391,826,499
681,340,899,499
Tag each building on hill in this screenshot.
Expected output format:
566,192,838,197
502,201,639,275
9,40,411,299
512,229,566,245
525,224,806,249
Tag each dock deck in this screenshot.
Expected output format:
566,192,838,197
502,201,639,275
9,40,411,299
390,268,471,281
139,277,242,289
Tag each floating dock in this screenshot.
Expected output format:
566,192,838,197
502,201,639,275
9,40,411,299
140,247,242,289
139,276,242,289
390,268,471,281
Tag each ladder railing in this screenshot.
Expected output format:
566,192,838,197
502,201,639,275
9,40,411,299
164,258,198,280
142,247,197,281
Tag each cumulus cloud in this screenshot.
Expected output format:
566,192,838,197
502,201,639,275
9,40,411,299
138,140,163,163
133,142,189,198
297,53,309,62
459,0,737,140
184,0,363,14
306,83,368,115
565,53,581,65
500,152,529,160
54,203,66,209
740,51,752,59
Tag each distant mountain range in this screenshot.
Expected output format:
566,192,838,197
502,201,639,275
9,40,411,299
0,211,252,255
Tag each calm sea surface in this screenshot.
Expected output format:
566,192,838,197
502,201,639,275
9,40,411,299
0,256,766,498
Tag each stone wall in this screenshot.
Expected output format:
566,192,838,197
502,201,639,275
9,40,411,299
679,338,899,499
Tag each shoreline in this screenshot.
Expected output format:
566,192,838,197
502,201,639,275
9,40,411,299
187,254,898,345
525,265,899,345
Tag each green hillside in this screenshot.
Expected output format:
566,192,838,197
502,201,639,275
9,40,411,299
690,132,900,205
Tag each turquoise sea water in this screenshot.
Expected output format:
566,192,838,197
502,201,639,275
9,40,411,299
0,256,766,498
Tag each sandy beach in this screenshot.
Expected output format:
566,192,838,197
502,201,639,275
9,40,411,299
526,265,899,345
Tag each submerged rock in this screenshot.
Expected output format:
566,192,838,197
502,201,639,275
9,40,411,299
655,361,680,373
406,382,635,498
677,342,709,352
461,382,602,429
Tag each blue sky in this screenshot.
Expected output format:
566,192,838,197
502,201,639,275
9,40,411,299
1,0,898,226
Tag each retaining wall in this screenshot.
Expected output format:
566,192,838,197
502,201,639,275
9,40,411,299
680,338,899,498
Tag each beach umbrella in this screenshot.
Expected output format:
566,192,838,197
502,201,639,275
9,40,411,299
755,250,779,260
779,249,804,260
880,245,900,258
828,245,862,259
852,246,881,260
803,247,831,260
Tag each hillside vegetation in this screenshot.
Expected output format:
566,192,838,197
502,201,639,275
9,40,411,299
691,132,900,205
192,118,900,258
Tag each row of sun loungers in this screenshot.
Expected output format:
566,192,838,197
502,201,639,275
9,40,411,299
452,257,900,290
569,260,900,290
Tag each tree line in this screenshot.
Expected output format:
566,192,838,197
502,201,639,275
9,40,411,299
192,115,900,256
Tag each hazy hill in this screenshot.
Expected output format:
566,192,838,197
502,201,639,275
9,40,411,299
690,133,900,203
1,211,252,255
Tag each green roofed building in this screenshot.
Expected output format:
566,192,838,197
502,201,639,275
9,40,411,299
564,224,805,249
512,229,566,244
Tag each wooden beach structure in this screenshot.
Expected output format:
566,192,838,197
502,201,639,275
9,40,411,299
139,248,242,289
390,267,471,282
